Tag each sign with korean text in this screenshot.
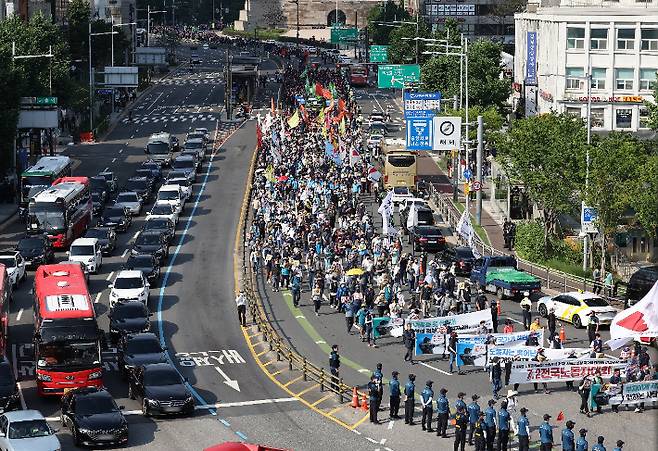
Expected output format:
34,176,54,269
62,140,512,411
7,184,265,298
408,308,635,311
581,202,598,234
432,116,462,150
525,31,538,86
403,92,442,119
508,358,626,384
377,64,421,89
369,45,389,63
406,118,433,150
617,381,658,405
409,309,493,334
330,27,358,44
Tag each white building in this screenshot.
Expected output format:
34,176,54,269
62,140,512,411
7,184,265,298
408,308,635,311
514,0,658,132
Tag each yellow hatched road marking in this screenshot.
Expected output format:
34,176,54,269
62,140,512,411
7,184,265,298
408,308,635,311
271,370,282,377
311,394,333,407
350,412,371,430
294,383,320,397
256,349,269,357
283,375,304,388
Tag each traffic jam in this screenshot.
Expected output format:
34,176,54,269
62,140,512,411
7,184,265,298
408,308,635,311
0,127,211,448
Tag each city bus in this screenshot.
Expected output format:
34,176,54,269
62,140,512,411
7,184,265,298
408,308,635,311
33,263,103,396
27,177,92,249
20,156,72,215
384,151,418,190
350,65,369,87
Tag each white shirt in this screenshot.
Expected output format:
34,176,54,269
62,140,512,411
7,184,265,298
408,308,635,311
235,293,247,307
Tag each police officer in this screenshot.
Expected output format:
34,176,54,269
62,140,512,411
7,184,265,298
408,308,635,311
468,394,481,445
373,363,384,404
539,414,554,451
517,407,531,451
496,400,510,451
562,420,576,451
368,375,380,424
404,374,416,425
591,436,606,451
454,404,468,451
612,440,624,451
329,345,340,391
388,371,401,419
576,429,589,451
455,391,467,413
484,399,497,451
474,411,487,451
421,380,434,432
436,388,449,438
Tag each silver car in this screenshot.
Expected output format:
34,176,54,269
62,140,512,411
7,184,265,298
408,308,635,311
0,410,61,451
115,191,143,216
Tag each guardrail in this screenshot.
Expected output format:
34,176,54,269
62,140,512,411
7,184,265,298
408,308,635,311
427,182,628,307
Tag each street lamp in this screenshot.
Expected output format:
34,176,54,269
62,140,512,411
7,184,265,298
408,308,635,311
111,19,137,66
147,6,167,47
88,24,119,132
12,42,54,94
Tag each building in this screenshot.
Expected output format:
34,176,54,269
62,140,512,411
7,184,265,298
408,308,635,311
514,0,658,132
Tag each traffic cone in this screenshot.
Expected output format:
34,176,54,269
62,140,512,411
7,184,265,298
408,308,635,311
351,387,360,408
361,393,369,412
497,301,501,316
559,324,566,343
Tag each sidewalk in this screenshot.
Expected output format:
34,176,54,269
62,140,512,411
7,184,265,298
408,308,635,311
0,203,19,233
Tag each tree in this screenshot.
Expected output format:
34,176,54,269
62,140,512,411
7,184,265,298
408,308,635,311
387,19,431,65
367,0,410,45
493,113,588,252
644,77,658,130
630,153,658,238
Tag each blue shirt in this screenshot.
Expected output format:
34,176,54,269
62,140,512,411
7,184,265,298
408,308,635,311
517,415,530,437
373,369,383,381
389,379,400,397
497,408,510,431
455,398,467,412
467,402,480,424
539,421,553,444
484,407,496,428
421,387,434,407
591,445,606,451
562,429,575,450
576,437,588,451
404,381,415,397
436,395,449,413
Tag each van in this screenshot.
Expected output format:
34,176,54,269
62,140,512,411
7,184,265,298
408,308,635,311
404,204,435,232
67,238,103,274
626,265,658,305
145,132,179,167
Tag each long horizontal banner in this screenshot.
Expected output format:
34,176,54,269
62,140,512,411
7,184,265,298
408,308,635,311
415,329,479,356
408,310,493,334
612,380,658,405
509,358,626,384
459,330,544,347
456,342,588,368
373,316,404,339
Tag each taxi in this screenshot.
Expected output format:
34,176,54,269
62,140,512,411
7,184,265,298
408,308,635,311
536,291,618,329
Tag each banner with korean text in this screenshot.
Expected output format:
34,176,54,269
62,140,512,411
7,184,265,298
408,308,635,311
485,346,591,366
508,358,626,384
617,381,658,405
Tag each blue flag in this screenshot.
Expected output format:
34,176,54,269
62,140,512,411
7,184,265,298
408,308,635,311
324,140,342,166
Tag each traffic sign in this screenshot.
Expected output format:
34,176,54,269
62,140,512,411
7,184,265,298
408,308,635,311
377,64,420,89
463,168,472,181
472,180,482,191
464,182,470,195
404,92,442,119
406,118,432,150
35,96,57,105
369,45,389,63
581,202,598,234
331,27,358,44
432,116,462,151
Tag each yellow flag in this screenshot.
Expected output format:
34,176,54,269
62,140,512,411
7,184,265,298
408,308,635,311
339,116,346,136
287,110,300,129
265,164,275,183
321,126,327,138
317,108,325,125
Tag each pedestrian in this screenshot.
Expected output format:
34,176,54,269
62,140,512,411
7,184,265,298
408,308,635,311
578,376,592,417
368,375,380,424
547,307,557,342
329,344,340,391
496,399,510,451
468,394,481,445
591,436,606,451
490,357,502,399
403,323,415,364
491,300,499,333
312,283,322,315
356,304,367,341
291,275,301,307
455,391,467,413
420,380,434,432
404,373,416,425
436,387,449,438
520,293,532,330
530,317,542,332
502,319,514,334
612,440,624,451
344,300,355,334
235,289,247,327
484,399,497,451
576,428,589,451
586,311,599,345
365,310,376,347
517,407,530,451
592,267,601,294
562,420,576,451
373,363,384,402
388,371,401,419
475,289,487,311
590,333,604,358
449,331,461,374
604,272,613,296
473,411,487,451
454,404,468,451
539,414,553,451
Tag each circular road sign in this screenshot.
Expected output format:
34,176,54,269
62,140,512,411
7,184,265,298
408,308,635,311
472,181,482,191
439,120,455,136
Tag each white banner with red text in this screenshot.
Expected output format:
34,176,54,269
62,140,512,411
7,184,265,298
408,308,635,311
508,358,626,384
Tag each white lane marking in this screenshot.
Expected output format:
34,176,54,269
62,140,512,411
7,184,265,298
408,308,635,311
121,248,129,258
358,369,370,373
16,308,23,322
199,397,299,409
132,231,140,240
119,149,123,154
112,158,117,163
315,340,326,344
295,315,305,319
387,421,394,430
95,292,102,303
105,271,115,281
146,91,165,111
418,361,452,376
130,135,135,139
103,167,109,172
505,316,524,325
366,437,378,444
11,345,27,410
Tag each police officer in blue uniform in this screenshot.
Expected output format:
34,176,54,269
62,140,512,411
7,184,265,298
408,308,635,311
473,411,487,451
455,391,467,413
484,399,497,451
562,420,576,451
404,374,416,425
368,375,380,424
373,363,384,404
497,400,511,451
612,439,624,451
436,387,449,438
517,407,530,451
576,429,589,451
591,436,606,451
421,380,434,432
539,414,554,451
467,394,481,445
388,371,401,419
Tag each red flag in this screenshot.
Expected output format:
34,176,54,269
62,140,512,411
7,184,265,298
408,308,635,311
270,97,275,113
332,111,344,124
556,411,564,421
338,98,346,112
322,88,333,100
256,123,263,148
315,82,324,96
300,105,309,124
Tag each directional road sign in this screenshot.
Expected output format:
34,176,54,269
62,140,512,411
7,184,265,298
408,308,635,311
35,96,57,106
331,27,358,44
406,118,433,150
404,92,442,119
463,168,472,181
377,64,420,89
432,116,462,151
369,45,389,63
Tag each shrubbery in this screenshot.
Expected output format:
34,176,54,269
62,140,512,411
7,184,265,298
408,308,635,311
514,220,583,266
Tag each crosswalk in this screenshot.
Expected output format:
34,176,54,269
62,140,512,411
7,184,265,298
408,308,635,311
121,112,221,124
154,71,225,86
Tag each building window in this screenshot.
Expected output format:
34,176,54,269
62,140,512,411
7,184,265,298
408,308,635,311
640,69,657,90
640,107,650,128
590,28,608,50
591,68,607,89
566,107,582,117
615,68,634,90
591,108,605,128
566,67,584,89
641,28,658,50
617,28,636,50
616,108,632,128
567,27,585,49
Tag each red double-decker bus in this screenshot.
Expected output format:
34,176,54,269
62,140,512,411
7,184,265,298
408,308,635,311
33,263,103,396
27,176,92,249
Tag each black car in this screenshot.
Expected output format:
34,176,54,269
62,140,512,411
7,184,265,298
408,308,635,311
124,254,161,286
125,176,154,203
98,171,118,194
0,356,20,412
135,168,160,187
118,333,167,378
142,218,175,244
141,161,163,184
100,205,132,232
91,191,105,215
402,205,435,233
109,301,151,341
131,231,169,263
15,235,54,269
437,246,476,276
408,225,446,252
84,227,117,255
60,387,128,447
90,175,109,203
626,265,658,306
128,362,194,416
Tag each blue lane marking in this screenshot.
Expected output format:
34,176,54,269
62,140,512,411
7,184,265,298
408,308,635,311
235,431,248,441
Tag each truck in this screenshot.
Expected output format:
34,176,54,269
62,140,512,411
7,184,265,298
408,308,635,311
470,256,541,300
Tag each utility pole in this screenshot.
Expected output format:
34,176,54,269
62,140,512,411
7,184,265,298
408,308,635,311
475,115,483,225
89,21,93,132
225,49,232,120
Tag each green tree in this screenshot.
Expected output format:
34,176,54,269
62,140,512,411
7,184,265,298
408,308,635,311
493,113,588,251
387,19,431,65
630,153,658,238
367,0,410,45
644,77,658,130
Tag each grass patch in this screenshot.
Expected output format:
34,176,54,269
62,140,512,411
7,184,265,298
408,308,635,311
542,258,591,279
451,201,491,246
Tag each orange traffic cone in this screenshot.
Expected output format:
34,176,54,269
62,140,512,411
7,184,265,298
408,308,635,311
361,393,369,412
351,387,360,408
559,324,566,343
497,301,501,316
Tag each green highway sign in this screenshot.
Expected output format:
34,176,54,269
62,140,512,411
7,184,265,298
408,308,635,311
369,45,389,63
330,27,358,44
35,97,57,105
377,64,420,88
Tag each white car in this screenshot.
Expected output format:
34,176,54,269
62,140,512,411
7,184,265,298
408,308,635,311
202,43,209,50
536,291,619,329
109,270,150,308
391,186,414,206
165,177,192,201
67,238,103,274
156,185,185,214
0,410,61,451
399,197,429,214
367,134,383,149
147,202,180,225
115,191,143,216
0,251,26,287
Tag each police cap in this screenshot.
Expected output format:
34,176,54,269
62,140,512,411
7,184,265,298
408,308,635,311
617,440,624,447
392,371,399,376
543,414,551,420
579,429,587,434
520,407,528,414
472,394,480,400
440,388,448,394
426,380,433,386
409,374,416,380
566,420,575,428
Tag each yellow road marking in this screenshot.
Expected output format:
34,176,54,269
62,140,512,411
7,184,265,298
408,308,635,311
294,384,320,397
327,404,348,416
271,370,282,377
256,349,269,357
350,412,371,430
283,375,304,388
311,394,333,407
263,359,276,367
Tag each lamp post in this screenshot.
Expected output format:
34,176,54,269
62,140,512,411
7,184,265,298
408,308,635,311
88,24,119,132
147,5,167,47
111,19,137,66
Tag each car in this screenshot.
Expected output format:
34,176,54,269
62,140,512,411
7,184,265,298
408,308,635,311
367,133,383,150
131,231,169,264
369,122,388,136
625,265,658,306
98,171,118,194
15,235,54,269
135,168,160,186
391,186,414,205
99,205,132,232
167,169,194,185
109,270,150,308
142,217,175,244
89,176,109,205
399,197,429,214
0,410,61,451
91,191,105,215
118,333,167,378
84,227,117,255
408,225,446,252
140,161,163,184
115,191,143,216
180,150,202,171
125,176,154,203
191,53,201,64
128,362,195,417
124,254,161,286
369,111,386,123
202,43,209,50
536,291,619,329
186,131,207,145
436,246,476,276
402,205,435,233
156,185,185,214
165,177,193,202
67,237,103,274
193,127,210,141
109,301,151,341
183,138,205,161
147,202,180,226
172,156,197,182
0,357,20,413
60,387,128,447
0,251,26,288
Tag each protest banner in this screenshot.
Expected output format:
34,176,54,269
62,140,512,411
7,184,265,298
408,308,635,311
459,329,545,347
485,346,590,365
373,317,404,338
406,310,493,335
616,380,658,405
456,342,487,367
508,358,626,384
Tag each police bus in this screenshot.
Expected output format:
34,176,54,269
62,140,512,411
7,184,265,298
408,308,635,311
19,156,72,215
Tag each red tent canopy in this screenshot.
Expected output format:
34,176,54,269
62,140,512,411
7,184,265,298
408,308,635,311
204,443,292,451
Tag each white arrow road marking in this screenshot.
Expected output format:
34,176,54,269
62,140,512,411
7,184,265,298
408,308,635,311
215,366,240,392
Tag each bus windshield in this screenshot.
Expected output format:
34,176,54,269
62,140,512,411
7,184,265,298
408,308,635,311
37,341,100,370
22,175,51,187
387,155,416,167
29,203,65,231
148,142,170,155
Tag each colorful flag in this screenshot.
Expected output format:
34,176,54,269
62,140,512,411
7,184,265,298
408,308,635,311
367,166,382,182
270,97,275,114
315,82,324,97
256,122,263,148
556,411,564,422
339,116,346,135
264,164,276,183
287,110,300,129
324,140,342,166
608,280,658,350
321,88,333,100
349,147,361,166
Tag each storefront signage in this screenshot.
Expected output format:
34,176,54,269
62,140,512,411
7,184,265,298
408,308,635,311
525,32,538,86
563,95,644,103
539,90,553,101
